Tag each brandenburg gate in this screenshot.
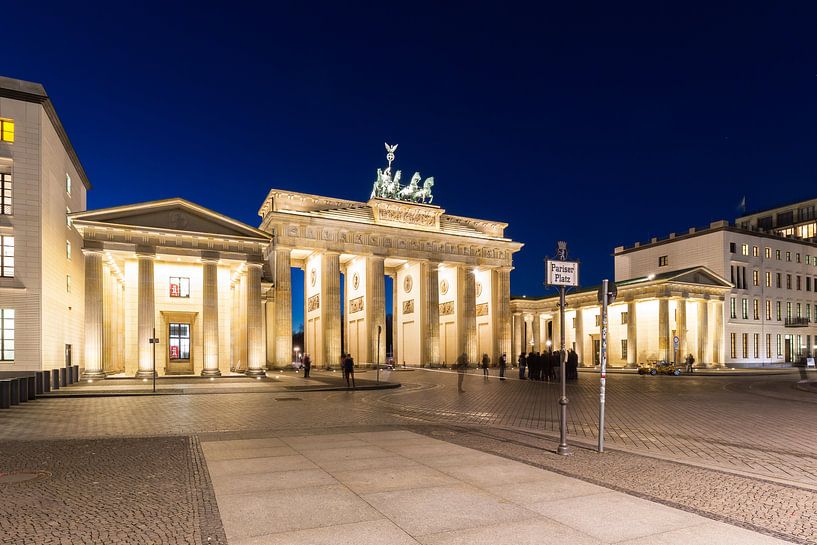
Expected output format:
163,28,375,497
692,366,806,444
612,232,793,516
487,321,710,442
260,145,523,368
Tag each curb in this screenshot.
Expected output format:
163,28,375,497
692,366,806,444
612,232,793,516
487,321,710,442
37,382,401,398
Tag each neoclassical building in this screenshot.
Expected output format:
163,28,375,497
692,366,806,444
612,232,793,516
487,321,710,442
0,76,522,377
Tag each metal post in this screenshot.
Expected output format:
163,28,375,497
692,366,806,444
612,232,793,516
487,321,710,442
558,284,570,455
376,325,381,384
599,279,608,453
152,327,157,394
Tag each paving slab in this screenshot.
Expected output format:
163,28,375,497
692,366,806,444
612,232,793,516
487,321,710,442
201,429,799,545
216,484,382,541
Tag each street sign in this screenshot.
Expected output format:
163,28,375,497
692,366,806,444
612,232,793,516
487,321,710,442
673,335,679,350
546,260,579,287
597,282,617,304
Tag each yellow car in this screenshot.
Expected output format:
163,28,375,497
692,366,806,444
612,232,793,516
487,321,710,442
637,361,682,376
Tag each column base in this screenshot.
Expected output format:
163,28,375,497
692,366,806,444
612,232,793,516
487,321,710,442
82,371,106,380
245,368,266,377
135,370,157,378
201,369,222,377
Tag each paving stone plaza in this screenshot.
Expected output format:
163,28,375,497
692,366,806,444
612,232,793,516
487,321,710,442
1,369,816,544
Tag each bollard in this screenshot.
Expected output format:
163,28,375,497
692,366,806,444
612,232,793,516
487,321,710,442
42,371,51,393
10,378,19,405
17,378,27,403
0,379,10,409
59,367,67,387
35,372,44,394
52,369,60,390
26,375,36,400
72,365,79,383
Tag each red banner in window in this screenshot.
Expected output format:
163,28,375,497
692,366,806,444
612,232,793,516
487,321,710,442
170,345,179,360
170,282,180,297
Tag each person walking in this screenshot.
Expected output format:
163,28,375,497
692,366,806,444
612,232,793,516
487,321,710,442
568,349,579,379
518,353,527,379
302,353,311,379
499,352,507,381
481,353,490,379
455,352,468,393
344,353,356,388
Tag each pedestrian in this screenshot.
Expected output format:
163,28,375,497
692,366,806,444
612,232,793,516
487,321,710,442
302,353,311,379
568,349,579,379
544,350,553,382
552,349,562,381
527,351,535,380
344,353,356,388
455,352,468,393
481,353,490,379
499,352,507,381
518,353,527,379
685,353,695,373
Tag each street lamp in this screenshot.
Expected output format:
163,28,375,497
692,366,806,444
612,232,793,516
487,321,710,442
294,346,300,365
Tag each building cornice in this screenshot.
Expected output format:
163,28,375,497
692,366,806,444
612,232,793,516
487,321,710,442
0,76,91,190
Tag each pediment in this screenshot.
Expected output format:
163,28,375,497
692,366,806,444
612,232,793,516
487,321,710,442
668,267,731,287
72,199,269,240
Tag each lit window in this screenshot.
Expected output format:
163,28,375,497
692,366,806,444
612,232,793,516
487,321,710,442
743,333,749,358
730,333,736,358
753,299,759,320
787,302,792,321
765,271,771,287
766,300,772,320
66,207,71,227
786,251,791,262
0,118,14,143
777,301,782,321
621,339,628,359
658,255,668,267
765,247,771,259
0,171,10,215
0,236,13,277
594,314,600,327
66,241,71,260
752,270,759,286
66,173,71,196
752,246,759,257
169,276,190,298
797,303,802,319
620,311,628,325
730,297,736,319
776,249,781,260
0,308,13,361
777,334,782,356
754,333,759,359
742,298,748,320
66,274,71,293
797,253,801,263
741,243,749,256
766,334,771,359
169,322,190,360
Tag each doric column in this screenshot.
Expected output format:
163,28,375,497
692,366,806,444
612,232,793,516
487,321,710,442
201,254,221,376
513,313,522,359
658,297,670,361
83,247,105,379
462,266,478,363
136,250,156,378
422,261,440,366
273,248,292,367
698,300,709,366
676,298,687,363
626,301,637,367
323,252,342,366
493,268,512,362
574,308,584,364
245,261,265,376
365,255,386,365
532,313,541,352
391,273,399,365
230,281,238,370
711,299,724,367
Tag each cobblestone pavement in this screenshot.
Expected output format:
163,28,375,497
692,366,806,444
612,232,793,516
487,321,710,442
0,436,225,545
1,368,817,543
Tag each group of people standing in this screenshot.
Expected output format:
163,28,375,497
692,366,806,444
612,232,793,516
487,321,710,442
517,349,580,381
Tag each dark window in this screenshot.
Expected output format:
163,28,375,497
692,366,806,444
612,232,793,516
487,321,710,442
0,172,10,215
757,216,773,230
621,339,628,359
777,210,794,226
797,276,802,290
658,255,668,267
808,277,812,292
776,273,781,288
0,309,13,361
787,274,792,290
729,242,736,253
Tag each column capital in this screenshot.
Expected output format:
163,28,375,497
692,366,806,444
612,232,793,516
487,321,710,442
81,246,104,257
201,251,220,264
135,247,156,259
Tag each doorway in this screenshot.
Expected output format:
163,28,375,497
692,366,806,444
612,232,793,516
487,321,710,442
785,336,792,363
592,338,601,365
167,322,193,374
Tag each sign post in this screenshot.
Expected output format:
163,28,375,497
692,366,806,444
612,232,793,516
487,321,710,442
546,242,579,456
596,279,616,453
148,327,158,394
376,325,382,384
673,335,679,365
